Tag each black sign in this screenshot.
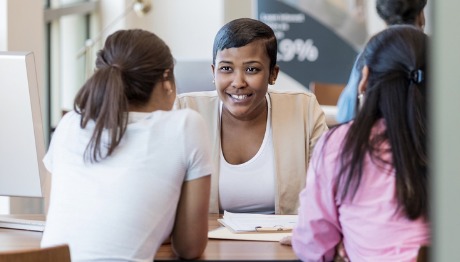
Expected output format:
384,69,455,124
257,0,359,88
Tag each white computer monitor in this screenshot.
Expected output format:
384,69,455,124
174,59,215,94
0,52,46,198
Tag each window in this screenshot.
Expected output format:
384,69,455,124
44,0,99,142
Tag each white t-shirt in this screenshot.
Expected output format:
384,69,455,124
218,94,276,214
41,109,213,262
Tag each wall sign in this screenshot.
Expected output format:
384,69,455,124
257,0,361,89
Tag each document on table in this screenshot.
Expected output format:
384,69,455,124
219,211,298,233
208,227,291,242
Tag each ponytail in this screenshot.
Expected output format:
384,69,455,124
74,29,175,163
74,64,128,163
323,26,428,220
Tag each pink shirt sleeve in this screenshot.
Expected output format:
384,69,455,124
292,135,342,262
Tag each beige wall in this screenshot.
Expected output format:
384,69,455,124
4,0,44,97
223,0,253,24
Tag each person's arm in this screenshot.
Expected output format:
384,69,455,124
171,175,211,259
292,136,342,262
170,110,213,259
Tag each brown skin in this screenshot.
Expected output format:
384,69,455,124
171,175,211,259
212,42,279,165
416,11,425,30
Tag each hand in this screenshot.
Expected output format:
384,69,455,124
334,240,349,262
279,236,292,246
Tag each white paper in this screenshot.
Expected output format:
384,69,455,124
222,211,298,232
208,227,291,242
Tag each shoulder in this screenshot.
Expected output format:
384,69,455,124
308,122,351,178
316,122,352,153
172,108,204,121
55,110,81,130
176,91,220,106
177,90,219,99
174,91,220,124
268,89,323,124
268,89,314,99
268,89,317,107
164,108,206,129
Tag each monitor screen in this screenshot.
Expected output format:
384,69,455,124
0,52,46,197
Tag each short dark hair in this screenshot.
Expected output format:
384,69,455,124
212,18,277,72
376,0,427,25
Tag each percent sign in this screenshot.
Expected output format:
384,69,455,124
278,38,319,62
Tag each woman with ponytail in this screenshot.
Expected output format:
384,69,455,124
41,30,212,261
290,25,430,261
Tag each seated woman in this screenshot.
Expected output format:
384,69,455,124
335,0,427,124
41,30,212,261
291,25,430,261
175,18,328,214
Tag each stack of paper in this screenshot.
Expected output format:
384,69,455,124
208,227,292,242
219,211,298,233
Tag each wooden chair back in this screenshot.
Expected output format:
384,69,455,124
417,245,429,262
309,82,346,106
0,245,71,262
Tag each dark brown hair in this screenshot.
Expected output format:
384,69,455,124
377,0,427,25
74,29,174,162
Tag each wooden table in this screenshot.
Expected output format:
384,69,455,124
0,214,299,261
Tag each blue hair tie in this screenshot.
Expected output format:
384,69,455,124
410,70,424,84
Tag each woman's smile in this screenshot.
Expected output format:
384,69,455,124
226,92,253,103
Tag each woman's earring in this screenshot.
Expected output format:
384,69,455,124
270,80,276,85
168,89,173,95
212,79,215,84
358,93,364,109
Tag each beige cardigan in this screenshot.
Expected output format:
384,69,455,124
174,90,328,214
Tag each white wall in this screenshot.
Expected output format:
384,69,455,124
59,15,87,112
365,0,386,37
99,0,127,42
125,0,224,60
0,0,6,51
432,0,460,260
0,0,7,215
366,0,433,37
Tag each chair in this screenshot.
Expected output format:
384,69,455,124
417,245,429,262
309,82,346,106
0,245,71,262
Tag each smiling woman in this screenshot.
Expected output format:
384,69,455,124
175,18,328,214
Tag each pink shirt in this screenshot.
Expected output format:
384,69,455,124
292,120,430,262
